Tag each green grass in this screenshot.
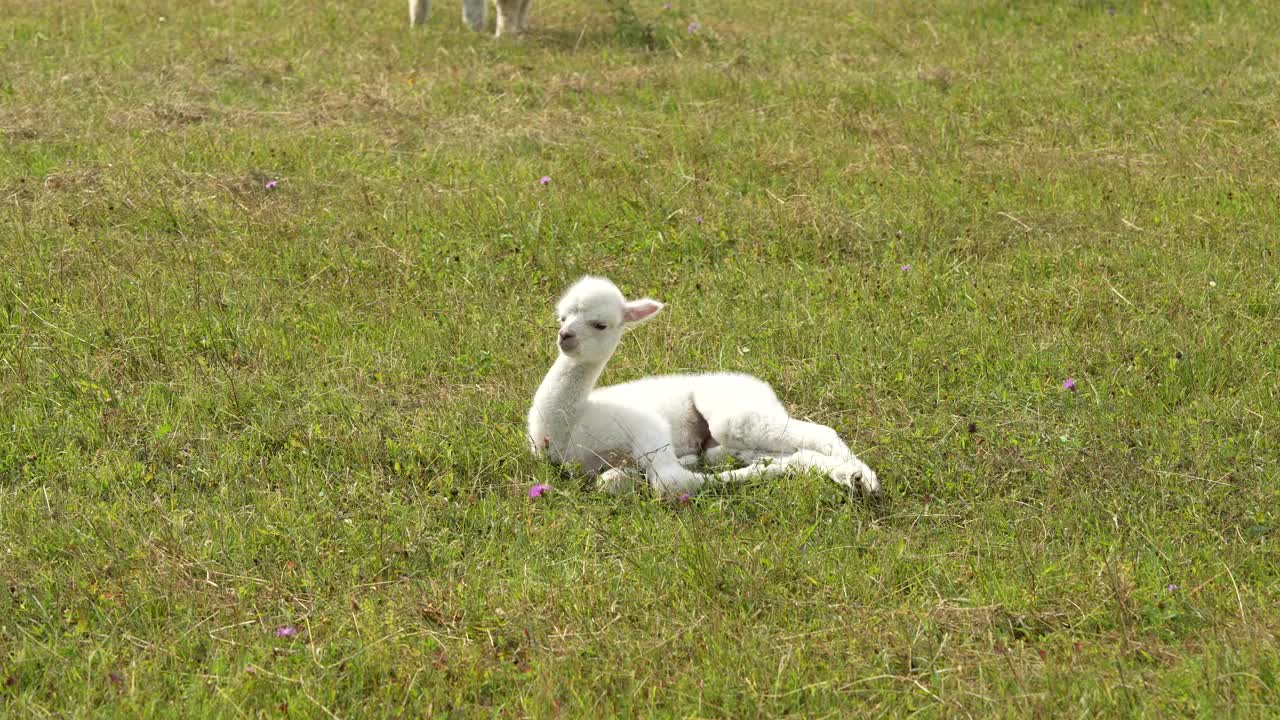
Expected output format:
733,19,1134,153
2,0,1279,716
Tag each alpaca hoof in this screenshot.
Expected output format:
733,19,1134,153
833,460,880,497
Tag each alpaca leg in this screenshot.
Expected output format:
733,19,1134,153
784,449,879,496
676,451,768,469
777,419,879,495
704,408,879,496
677,453,702,469
494,0,522,36
704,445,773,466
598,466,641,495
516,0,532,32
462,0,486,32
409,0,431,25
644,451,788,498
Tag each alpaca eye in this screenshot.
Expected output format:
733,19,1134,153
591,322,608,330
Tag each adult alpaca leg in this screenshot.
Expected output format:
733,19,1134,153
494,0,522,36
515,0,533,32
409,0,430,25
462,0,486,32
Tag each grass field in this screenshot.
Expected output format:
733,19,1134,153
3,0,1279,716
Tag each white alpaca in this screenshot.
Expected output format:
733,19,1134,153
527,277,881,498
409,0,531,37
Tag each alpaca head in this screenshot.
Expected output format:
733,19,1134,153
553,276,663,364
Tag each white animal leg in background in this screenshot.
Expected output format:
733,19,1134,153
494,0,522,36
409,0,431,25
462,0,486,32
516,0,533,32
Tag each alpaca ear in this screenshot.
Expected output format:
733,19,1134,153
622,298,663,325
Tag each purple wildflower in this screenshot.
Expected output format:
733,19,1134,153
264,180,278,190
538,176,551,186
662,2,671,8
275,625,298,637
677,493,691,504
1063,377,1077,392
695,215,704,224
1167,583,1178,592
900,264,912,271
688,21,699,33
529,483,551,498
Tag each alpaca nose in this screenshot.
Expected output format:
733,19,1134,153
558,330,578,351
558,330,575,341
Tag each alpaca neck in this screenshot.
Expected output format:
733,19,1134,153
529,354,606,453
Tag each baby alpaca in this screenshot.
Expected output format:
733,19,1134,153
409,0,531,37
526,277,880,498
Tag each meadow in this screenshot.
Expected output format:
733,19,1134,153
2,0,1278,716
